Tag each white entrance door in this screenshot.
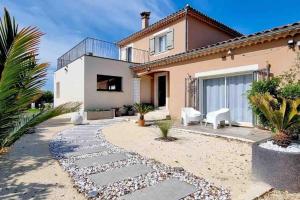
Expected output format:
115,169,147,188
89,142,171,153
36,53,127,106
203,74,253,125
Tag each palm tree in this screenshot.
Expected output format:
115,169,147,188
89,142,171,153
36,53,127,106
0,8,18,80
0,9,80,147
250,93,300,147
133,103,154,126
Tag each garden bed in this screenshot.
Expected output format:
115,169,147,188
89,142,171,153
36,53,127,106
85,109,115,120
102,121,266,199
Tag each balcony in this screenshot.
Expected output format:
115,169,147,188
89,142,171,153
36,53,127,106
57,37,149,70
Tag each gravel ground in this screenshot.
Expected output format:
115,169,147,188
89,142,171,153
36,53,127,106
49,120,230,200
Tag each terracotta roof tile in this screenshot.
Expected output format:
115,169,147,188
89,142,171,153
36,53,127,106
118,5,242,45
132,22,300,71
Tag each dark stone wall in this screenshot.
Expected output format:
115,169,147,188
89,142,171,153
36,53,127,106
252,139,300,192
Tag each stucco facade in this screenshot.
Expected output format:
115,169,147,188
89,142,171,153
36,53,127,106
54,57,85,107
135,36,300,118
54,56,135,110
55,5,300,125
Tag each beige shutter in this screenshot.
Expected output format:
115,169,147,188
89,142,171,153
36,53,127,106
149,37,155,55
166,29,174,49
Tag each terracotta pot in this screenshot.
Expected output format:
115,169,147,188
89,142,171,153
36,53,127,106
138,119,145,126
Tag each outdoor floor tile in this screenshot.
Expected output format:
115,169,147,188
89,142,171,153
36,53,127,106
88,164,154,187
121,178,197,200
74,153,128,168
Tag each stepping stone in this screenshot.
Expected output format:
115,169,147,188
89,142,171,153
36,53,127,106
89,164,154,187
121,178,197,200
75,153,128,168
64,146,109,157
61,135,96,140
61,131,96,134
57,141,101,149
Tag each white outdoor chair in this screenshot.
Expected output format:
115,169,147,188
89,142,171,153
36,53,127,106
181,107,202,126
205,108,231,129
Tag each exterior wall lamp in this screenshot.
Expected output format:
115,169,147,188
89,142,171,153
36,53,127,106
297,41,300,48
287,39,295,48
227,49,232,56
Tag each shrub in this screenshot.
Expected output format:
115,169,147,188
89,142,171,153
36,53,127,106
123,105,134,115
247,78,281,127
280,83,300,99
156,120,173,138
249,94,300,147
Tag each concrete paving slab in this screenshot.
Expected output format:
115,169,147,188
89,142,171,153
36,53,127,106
89,164,154,187
75,153,128,168
121,178,197,200
64,146,109,157
58,141,101,149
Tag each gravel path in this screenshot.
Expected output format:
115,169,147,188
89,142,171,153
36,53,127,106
49,119,230,200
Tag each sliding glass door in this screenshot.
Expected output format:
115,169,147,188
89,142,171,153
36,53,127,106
203,77,225,115
202,74,253,125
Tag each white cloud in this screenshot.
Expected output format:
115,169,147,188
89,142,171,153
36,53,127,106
1,0,176,90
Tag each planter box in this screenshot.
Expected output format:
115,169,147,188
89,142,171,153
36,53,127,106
85,110,115,120
252,139,300,192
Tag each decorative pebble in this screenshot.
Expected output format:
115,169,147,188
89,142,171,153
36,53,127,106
49,119,230,199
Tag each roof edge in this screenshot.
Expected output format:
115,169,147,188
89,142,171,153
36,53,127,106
118,6,242,46
131,22,300,72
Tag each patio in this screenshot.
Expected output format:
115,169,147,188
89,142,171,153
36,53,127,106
173,123,271,143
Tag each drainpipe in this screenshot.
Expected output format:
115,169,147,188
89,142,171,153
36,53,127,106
184,4,189,52
266,63,271,80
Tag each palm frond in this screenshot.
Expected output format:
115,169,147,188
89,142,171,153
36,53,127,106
0,27,48,141
0,8,18,79
1,102,81,147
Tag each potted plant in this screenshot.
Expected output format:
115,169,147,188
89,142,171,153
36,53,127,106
133,103,154,126
123,105,135,116
250,93,300,192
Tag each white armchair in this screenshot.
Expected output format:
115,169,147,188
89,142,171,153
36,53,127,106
181,107,202,126
205,108,231,129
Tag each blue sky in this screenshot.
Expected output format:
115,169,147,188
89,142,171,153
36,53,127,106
1,0,299,91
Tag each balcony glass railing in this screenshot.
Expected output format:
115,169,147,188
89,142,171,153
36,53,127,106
57,37,149,70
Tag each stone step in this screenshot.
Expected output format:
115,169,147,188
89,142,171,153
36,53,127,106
121,178,197,200
64,146,109,157
74,153,128,168
88,164,154,187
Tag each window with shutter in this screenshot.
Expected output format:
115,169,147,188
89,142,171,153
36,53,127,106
166,29,174,49
149,38,155,55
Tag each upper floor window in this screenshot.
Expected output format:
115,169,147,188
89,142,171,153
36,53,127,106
149,28,174,55
158,35,167,53
97,75,122,92
126,47,132,62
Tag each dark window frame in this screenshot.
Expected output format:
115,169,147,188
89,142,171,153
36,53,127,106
97,74,123,92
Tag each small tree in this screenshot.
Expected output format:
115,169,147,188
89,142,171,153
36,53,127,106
133,103,154,126
250,93,300,147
